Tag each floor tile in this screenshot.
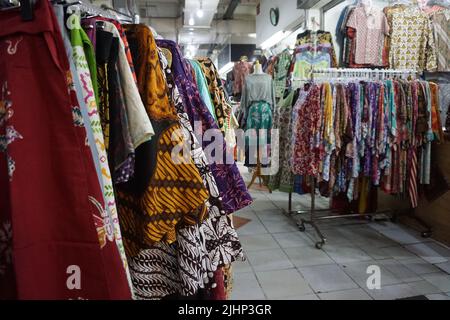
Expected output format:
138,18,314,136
378,259,422,283
239,234,280,252
399,257,442,275
380,246,418,260
406,280,441,296
307,228,353,245
230,272,266,300
340,226,397,248
246,248,294,272
364,283,419,300
236,219,269,236
369,221,402,232
426,294,450,300
256,269,313,299
435,261,450,274
318,288,372,300
405,243,449,264
358,246,393,261
298,264,359,293
249,200,279,211
260,218,299,233
282,294,320,300
377,228,427,245
421,273,450,292
341,260,402,288
233,259,253,274
324,243,373,264
272,231,314,248
284,246,334,267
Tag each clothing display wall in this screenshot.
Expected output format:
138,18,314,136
0,0,251,300
269,77,443,212
336,2,448,72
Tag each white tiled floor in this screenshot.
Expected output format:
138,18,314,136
230,176,450,300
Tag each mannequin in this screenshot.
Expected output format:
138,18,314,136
253,60,264,74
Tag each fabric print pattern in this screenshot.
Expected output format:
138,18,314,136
5,36,23,55
0,220,12,276
89,195,112,249
72,106,84,127
0,82,23,181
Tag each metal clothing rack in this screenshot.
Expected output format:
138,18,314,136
282,67,432,249
65,0,135,22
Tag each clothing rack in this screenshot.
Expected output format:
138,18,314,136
311,68,419,80
65,0,134,22
283,67,432,250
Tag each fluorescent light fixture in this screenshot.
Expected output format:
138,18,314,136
260,30,288,50
197,0,204,18
248,33,257,38
189,17,195,26
218,61,234,76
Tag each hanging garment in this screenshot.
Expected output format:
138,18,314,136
430,9,450,72
346,5,389,66
244,101,273,168
273,49,292,99
269,90,295,192
104,32,135,184
117,24,209,260
157,39,253,215
295,30,338,67
196,57,229,130
69,13,131,277
188,59,217,121
385,5,437,71
232,60,252,96
292,85,323,176
53,4,104,195
0,0,131,299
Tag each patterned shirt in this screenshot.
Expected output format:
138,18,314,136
232,60,252,95
387,5,437,72
430,9,450,72
273,49,292,99
346,5,389,66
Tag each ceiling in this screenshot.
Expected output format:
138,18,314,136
134,0,258,57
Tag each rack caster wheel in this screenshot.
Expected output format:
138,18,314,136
421,231,432,238
297,223,306,232
315,242,324,249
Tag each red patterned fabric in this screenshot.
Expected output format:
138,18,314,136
0,0,131,299
292,85,323,177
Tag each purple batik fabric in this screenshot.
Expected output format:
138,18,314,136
156,40,253,214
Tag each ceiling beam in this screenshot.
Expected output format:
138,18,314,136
222,0,240,20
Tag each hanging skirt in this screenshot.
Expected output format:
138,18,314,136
0,0,131,299
244,101,272,168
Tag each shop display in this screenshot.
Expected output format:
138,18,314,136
2,0,450,303
0,0,251,300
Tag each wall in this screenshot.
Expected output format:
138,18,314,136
407,141,450,246
255,0,306,48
